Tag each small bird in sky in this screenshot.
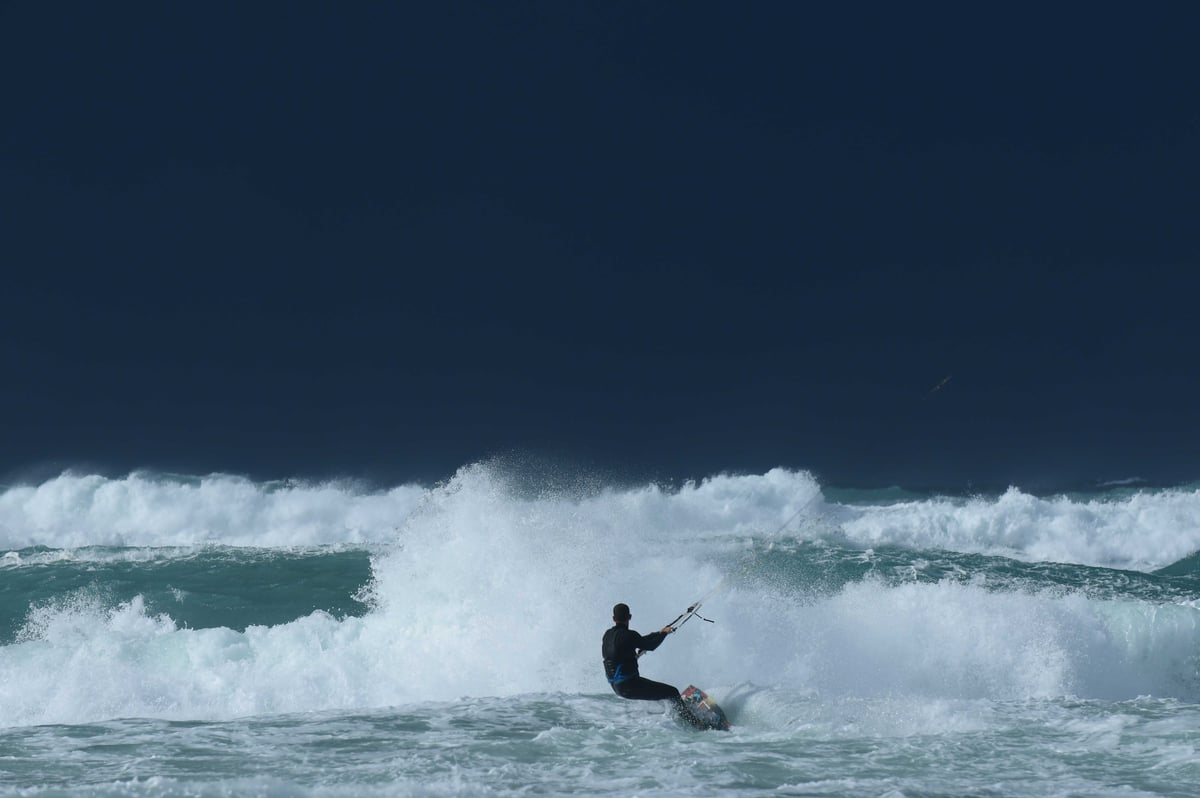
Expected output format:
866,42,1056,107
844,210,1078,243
924,374,952,399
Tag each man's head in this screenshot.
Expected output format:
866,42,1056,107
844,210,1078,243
612,603,631,623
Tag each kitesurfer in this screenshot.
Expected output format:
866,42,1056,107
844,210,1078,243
602,602,702,727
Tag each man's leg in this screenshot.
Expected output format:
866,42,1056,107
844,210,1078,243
615,677,679,701
615,678,704,728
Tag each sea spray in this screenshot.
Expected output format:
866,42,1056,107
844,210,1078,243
4,464,1200,731
4,464,1200,796
0,471,427,549
833,485,1200,571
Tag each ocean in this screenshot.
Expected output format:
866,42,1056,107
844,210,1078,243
2,464,1199,797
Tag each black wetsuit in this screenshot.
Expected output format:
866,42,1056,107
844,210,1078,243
602,622,701,726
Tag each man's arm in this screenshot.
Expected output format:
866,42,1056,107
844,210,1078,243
635,626,674,653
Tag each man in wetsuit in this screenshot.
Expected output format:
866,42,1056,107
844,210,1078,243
602,602,701,726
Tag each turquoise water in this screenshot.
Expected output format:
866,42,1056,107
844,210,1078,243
3,466,1200,796
6,697,1200,797
0,548,372,642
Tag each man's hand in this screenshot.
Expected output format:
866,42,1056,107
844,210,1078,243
660,625,675,634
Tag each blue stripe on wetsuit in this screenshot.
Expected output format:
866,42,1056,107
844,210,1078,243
607,664,628,684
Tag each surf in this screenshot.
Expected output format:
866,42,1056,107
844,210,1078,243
3,463,1200,730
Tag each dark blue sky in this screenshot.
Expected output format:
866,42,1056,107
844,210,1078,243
2,2,1197,489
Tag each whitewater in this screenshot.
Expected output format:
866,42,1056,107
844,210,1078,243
2,464,1200,796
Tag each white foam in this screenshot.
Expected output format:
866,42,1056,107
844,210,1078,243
833,486,1200,571
6,576,1199,728
4,465,1200,728
5,467,1199,573
0,471,426,549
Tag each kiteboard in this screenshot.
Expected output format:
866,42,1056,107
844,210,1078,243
681,685,731,731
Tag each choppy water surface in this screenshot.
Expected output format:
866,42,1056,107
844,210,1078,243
3,466,1199,795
